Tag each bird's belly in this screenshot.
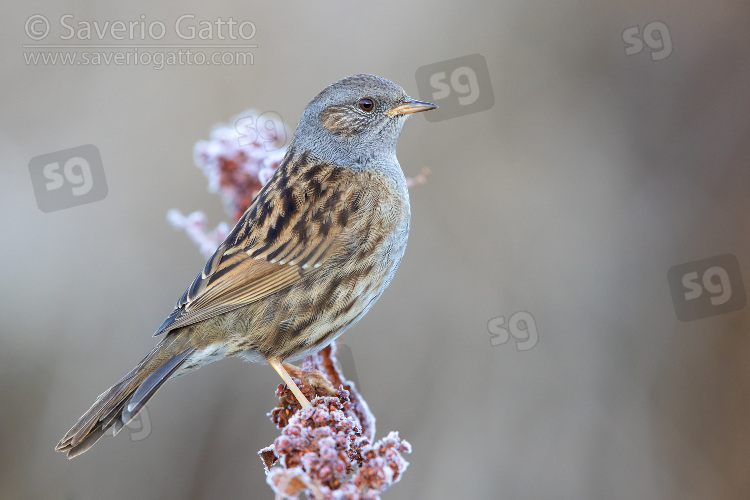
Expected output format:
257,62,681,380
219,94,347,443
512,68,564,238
232,224,408,362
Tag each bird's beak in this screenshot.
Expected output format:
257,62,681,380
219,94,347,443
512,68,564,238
385,98,438,117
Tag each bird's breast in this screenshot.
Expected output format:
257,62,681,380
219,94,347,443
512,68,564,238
226,160,411,361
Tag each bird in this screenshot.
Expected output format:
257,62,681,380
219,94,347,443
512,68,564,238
55,74,436,458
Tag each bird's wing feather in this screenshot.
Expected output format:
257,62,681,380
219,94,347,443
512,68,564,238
155,151,371,336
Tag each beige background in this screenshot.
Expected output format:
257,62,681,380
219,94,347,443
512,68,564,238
2,1,750,499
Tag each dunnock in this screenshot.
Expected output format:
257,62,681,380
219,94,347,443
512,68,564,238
56,74,435,458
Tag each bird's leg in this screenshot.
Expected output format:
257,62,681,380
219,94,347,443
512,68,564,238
268,357,310,407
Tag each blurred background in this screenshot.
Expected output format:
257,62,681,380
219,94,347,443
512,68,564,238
2,1,750,499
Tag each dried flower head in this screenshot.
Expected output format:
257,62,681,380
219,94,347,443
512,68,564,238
194,109,288,221
166,209,230,259
261,345,411,499
168,110,288,253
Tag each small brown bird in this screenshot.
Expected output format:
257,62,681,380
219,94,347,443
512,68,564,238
56,74,435,458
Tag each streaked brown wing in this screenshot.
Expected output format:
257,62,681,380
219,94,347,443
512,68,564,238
154,150,369,336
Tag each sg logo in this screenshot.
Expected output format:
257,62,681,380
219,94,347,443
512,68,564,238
334,343,361,390
415,53,494,122
235,111,287,152
28,144,107,213
623,21,673,61
107,405,152,443
667,254,746,322
487,311,539,351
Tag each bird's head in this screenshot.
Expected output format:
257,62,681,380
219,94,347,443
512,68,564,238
291,74,436,168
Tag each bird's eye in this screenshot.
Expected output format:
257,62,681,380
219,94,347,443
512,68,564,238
358,98,374,112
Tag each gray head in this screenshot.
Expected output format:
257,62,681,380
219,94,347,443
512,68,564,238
289,74,436,168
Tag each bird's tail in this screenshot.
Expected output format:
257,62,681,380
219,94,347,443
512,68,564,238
55,334,196,458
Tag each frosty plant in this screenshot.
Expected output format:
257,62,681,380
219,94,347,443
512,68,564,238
168,110,427,499
167,109,288,256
